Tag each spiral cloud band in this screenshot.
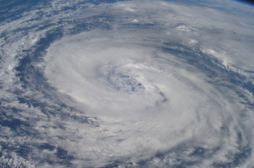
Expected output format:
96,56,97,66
0,0,254,168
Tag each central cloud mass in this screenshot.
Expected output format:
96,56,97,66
43,30,236,166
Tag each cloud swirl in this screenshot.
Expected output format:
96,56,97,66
0,0,254,167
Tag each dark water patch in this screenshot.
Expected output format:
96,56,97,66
190,147,207,156
56,147,74,160
0,118,27,131
0,0,48,23
38,143,55,151
15,145,32,158
0,105,36,137
237,0,254,6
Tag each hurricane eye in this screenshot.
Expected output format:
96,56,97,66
106,68,145,93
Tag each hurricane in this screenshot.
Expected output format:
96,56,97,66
0,0,254,168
